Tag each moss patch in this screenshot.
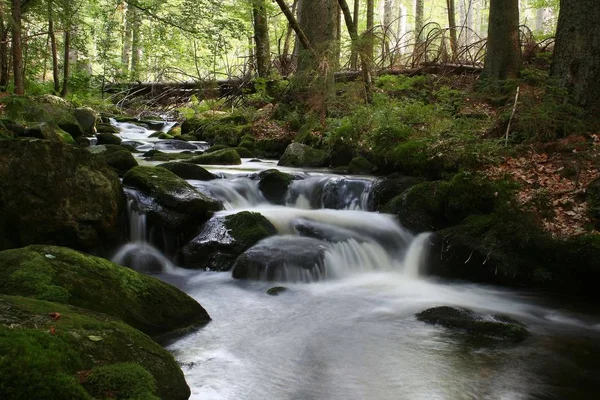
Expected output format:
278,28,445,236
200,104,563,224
82,363,159,400
189,149,242,165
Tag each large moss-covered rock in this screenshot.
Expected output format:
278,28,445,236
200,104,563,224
96,123,119,134
278,143,329,168
0,245,210,338
182,118,249,147
416,306,530,343
232,236,327,282
370,175,424,211
96,133,122,145
587,178,600,229
101,150,138,176
74,107,100,136
254,137,293,159
157,162,216,181
258,169,295,205
0,140,125,254
0,295,190,400
21,122,75,144
189,148,242,165
123,166,221,236
347,157,375,175
82,362,159,400
0,95,85,138
180,211,277,271
143,149,196,162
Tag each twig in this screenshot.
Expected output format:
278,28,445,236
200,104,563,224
505,86,520,146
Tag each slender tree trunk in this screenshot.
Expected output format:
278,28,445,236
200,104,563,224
282,0,299,59
252,0,271,77
447,0,458,58
415,0,424,44
551,0,600,112
61,29,71,97
382,0,393,68
366,0,374,67
48,0,60,93
122,2,133,77
349,0,359,69
0,4,10,91
11,0,24,95
130,7,142,81
482,0,521,81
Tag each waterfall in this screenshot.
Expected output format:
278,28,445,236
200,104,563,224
190,178,266,210
112,189,176,273
402,232,432,278
286,176,374,210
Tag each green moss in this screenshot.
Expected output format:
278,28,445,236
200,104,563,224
143,150,195,162
254,137,292,159
278,143,328,168
347,157,374,175
0,245,210,338
258,169,295,205
156,162,215,181
0,295,190,400
189,149,242,165
205,144,228,153
224,211,277,248
101,150,138,176
83,363,158,400
97,133,122,145
232,147,256,158
182,118,250,147
266,286,287,296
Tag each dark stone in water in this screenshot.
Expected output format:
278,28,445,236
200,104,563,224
258,169,295,205
232,236,328,282
97,133,122,145
416,306,530,343
267,286,287,296
154,140,198,151
157,162,216,181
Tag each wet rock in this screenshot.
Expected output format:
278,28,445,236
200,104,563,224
347,157,375,175
96,123,119,134
416,306,530,343
74,107,100,135
293,218,367,243
370,174,425,211
157,162,216,181
180,211,276,271
267,286,287,296
96,133,122,145
189,148,242,165
278,143,328,168
0,245,210,338
154,140,198,151
587,178,600,229
21,122,75,144
0,295,191,400
0,140,125,254
258,169,295,205
123,166,221,235
232,146,256,158
102,150,139,176
232,236,328,282
143,149,196,162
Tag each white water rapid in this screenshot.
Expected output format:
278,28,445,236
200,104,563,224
108,119,600,400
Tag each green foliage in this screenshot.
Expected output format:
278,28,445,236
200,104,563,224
83,363,158,400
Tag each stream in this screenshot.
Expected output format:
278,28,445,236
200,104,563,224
110,120,600,400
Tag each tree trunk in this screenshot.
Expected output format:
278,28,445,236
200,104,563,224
349,0,359,69
551,0,600,112
415,0,424,44
447,0,458,58
60,29,71,97
11,0,24,95
122,1,133,77
482,0,521,81
130,7,142,81
282,0,299,74
366,0,374,67
48,0,60,93
253,0,271,77
382,0,394,67
0,4,9,91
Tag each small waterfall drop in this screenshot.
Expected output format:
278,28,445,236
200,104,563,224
112,189,176,273
190,178,265,210
402,232,432,278
286,176,373,210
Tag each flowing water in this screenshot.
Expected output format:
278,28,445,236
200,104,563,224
110,120,600,400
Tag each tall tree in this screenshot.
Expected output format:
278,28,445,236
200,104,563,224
11,0,24,95
415,0,424,44
0,2,9,91
349,0,359,69
48,0,60,93
482,0,521,80
252,0,271,77
446,0,458,58
130,7,142,81
551,0,600,112
382,0,394,67
122,2,133,76
60,29,71,97
366,0,374,67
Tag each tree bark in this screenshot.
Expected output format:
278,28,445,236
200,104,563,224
366,0,374,67
551,0,600,112
122,1,133,77
252,0,271,77
349,0,359,69
0,3,9,91
48,0,60,93
482,0,521,81
274,0,312,52
446,0,458,58
415,0,424,44
60,29,71,97
11,0,24,95
130,7,142,81
382,0,394,67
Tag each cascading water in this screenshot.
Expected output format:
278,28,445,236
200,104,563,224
107,118,600,400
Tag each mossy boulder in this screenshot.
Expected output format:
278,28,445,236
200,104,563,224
0,295,190,400
266,286,287,296
416,306,530,343
123,166,221,237
370,175,425,211
21,122,75,144
180,211,276,271
0,245,210,338
347,157,375,175
258,169,295,205
101,150,138,176
205,144,229,153
182,118,248,147
143,150,196,162
74,107,100,136
96,123,119,134
157,162,216,181
82,362,159,400
189,148,242,165
587,178,600,229
232,146,256,158
254,137,292,159
232,236,327,281
96,133,122,145
278,143,328,168
0,140,126,254
0,95,85,138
